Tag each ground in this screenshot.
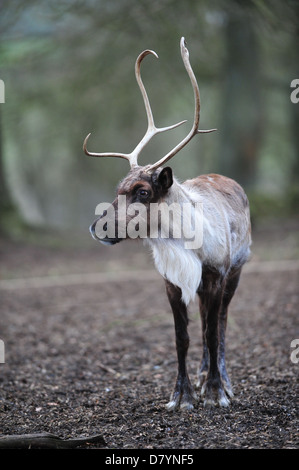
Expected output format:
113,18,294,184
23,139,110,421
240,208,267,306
0,218,298,449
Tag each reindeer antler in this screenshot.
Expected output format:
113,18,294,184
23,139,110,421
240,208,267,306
83,37,216,170
83,48,186,168
147,37,217,172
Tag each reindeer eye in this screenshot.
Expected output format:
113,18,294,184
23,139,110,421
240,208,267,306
137,188,150,199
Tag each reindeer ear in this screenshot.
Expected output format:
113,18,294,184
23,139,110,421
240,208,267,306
158,167,173,190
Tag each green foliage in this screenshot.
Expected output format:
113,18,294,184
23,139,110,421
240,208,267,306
249,185,299,223
0,0,298,231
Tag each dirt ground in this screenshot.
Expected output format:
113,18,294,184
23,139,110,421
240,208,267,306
0,218,298,449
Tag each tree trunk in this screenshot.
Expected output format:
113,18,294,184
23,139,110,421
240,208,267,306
0,107,16,235
219,5,263,189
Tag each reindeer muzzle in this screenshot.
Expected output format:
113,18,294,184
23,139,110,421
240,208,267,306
89,218,120,246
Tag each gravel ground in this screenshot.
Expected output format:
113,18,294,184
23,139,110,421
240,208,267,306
0,220,298,449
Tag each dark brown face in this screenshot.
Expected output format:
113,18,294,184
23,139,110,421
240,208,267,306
90,166,173,245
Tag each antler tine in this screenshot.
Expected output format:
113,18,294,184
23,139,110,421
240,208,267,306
83,49,186,168
147,37,217,173
83,133,132,162
133,49,187,165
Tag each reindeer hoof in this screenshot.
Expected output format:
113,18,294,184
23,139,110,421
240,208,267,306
203,394,230,408
165,385,198,411
165,397,196,411
165,399,179,411
166,399,194,411
200,379,231,407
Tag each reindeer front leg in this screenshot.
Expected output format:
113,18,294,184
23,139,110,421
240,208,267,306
198,269,230,407
165,280,197,411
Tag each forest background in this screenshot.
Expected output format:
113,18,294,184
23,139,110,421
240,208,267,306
0,0,298,237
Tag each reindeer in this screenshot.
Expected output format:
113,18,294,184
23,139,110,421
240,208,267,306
84,38,251,410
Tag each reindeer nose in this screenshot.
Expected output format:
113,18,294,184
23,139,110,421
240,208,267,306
89,211,109,242
90,209,107,240
89,219,99,240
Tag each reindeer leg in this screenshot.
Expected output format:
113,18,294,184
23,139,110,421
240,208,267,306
218,267,242,399
196,296,209,390
198,269,230,407
165,280,197,411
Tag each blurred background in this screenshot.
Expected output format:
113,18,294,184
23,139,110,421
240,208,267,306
0,0,298,238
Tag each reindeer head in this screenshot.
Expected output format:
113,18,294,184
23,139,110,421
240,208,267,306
84,37,216,245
